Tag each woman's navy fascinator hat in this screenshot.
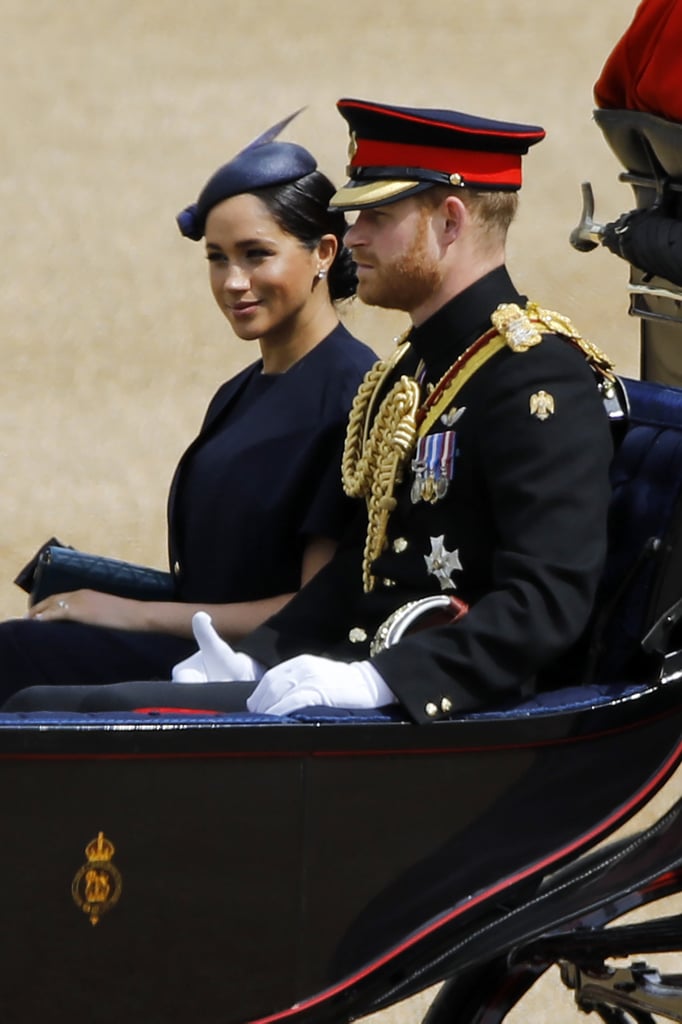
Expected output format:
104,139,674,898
177,109,316,241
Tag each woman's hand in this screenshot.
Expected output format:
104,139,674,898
27,590,145,630
22,535,339,640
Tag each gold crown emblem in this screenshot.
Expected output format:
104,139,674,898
72,831,122,926
85,832,115,862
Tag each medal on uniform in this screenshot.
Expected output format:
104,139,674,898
410,431,457,504
411,459,426,503
424,536,463,591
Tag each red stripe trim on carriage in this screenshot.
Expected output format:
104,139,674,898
351,139,522,187
244,732,682,1024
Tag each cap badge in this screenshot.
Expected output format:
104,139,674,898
411,431,457,504
347,131,358,161
491,303,542,353
424,536,462,591
530,390,555,421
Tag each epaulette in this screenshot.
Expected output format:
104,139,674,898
492,301,615,374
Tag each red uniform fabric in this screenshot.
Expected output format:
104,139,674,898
594,0,682,122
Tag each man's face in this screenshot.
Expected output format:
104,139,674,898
343,197,442,317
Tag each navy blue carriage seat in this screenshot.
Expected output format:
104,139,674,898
583,375,682,687
2,375,682,730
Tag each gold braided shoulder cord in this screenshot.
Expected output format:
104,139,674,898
343,347,420,592
491,301,614,371
526,301,615,372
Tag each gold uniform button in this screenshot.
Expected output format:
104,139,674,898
441,697,453,714
382,578,396,588
173,561,181,576
348,627,368,644
425,702,439,718
392,537,408,553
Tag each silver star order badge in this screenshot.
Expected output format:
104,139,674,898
424,536,462,591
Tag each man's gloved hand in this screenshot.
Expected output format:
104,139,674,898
171,611,265,683
246,655,396,715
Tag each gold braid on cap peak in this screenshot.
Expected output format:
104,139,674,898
342,343,419,593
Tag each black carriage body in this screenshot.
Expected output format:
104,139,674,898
0,676,680,1024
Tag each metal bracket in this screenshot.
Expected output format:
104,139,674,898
561,960,682,1022
569,181,606,252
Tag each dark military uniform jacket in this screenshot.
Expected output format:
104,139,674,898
241,267,614,723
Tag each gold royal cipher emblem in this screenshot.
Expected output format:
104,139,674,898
71,831,123,926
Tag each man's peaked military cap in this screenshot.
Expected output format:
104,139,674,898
330,97,545,210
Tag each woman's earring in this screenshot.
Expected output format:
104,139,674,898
317,269,328,280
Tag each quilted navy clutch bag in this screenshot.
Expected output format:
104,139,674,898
14,539,176,607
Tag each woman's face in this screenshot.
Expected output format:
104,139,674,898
204,192,324,347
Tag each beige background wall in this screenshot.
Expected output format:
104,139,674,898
2,4,677,1021
1,1,641,620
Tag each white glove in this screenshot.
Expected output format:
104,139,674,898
171,611,265,683
246,655,396,716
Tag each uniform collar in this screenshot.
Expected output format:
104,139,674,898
408,266,525,381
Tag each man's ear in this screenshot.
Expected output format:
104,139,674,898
441,194,467,245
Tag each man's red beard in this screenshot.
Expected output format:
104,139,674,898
355,212,442,313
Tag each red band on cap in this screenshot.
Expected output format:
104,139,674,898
352,138,522,187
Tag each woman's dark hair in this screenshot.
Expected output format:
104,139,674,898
255,171,357,300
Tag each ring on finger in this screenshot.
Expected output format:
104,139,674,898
57,599,69,611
